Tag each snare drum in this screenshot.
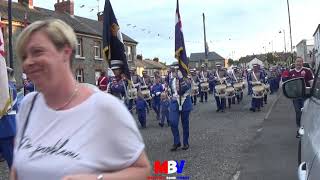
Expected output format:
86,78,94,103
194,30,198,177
140,85,151,100
200,82,209,92
226,86,235,97
215,84,227,97
192,85,199,96
233,82,243,91
264,84,270,94
127,88,137,99
252,85,265,98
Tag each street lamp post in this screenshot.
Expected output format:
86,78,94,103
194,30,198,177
279,29,287,53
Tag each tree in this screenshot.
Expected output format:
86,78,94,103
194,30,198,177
137,54,143,60
153,57,159,62
228,58,234,66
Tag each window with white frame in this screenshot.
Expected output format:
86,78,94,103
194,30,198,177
94,41,102,59
195,62,199,68
76,38,83,57
76,69,84,82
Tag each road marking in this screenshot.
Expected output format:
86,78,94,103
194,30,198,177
232,171,241,180
257,128,263,132
265,92,281,120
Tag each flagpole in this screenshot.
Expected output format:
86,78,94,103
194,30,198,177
8,0,13,69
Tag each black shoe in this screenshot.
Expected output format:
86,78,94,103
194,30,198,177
265,102,267,104
200,100,203,103
158,123,164,127
216,109,221,112
221,109,225,113
257,108,261,111
182,144,189,150
250,108,255,112
170,143,181,151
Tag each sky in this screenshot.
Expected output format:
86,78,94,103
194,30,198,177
21,0,320,64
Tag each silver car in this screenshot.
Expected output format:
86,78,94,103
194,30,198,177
282,66,320,180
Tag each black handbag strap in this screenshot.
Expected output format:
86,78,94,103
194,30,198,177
19,92,39,147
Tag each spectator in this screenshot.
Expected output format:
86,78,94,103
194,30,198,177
12,19,150,180
289,57,314,138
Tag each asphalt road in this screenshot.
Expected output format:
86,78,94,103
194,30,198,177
0,92,280,180
239,94,298,180
140,92,278,180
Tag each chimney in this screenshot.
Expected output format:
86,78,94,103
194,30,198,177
97,12,104,22
18,0,33,9
54,0,74,15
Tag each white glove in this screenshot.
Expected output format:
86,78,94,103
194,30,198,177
177,71,183,79
156,92,161,96
152,94,155,97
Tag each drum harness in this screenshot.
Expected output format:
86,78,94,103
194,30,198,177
172,77,189,111
215,70,227,100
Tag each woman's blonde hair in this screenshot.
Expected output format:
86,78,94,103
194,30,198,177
16,19,77,64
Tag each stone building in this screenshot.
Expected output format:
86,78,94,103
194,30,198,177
189,51,225,70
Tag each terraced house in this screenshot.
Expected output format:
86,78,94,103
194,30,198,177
0,0,138,87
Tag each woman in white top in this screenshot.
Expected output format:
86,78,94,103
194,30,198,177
12,19,150,180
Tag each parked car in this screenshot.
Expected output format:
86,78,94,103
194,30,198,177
282,64,320,180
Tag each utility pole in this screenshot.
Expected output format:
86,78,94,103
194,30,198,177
203,13,208,65
287,0,294,63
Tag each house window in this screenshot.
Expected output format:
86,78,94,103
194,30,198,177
195,62,199,68
126,45,132,61
94,41,102,59
208,62,211,67
76,69,84,83
76,38,83,57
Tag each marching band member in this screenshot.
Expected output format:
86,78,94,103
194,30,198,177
0,67,18,168
159,92,170,127
135,92,149,128
127,67,140,112
246,69,253,95
262,67,270,105
249,64,265,112
269,66,278,95
142,70,153,107
190,69,199,106
151,76,164,121
108,60,126,100
208,70,215,94
199,64,209,103
169,70,192,151
214,62,228,112
167,66,178,97
232,67,244,104
97,71,108,91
